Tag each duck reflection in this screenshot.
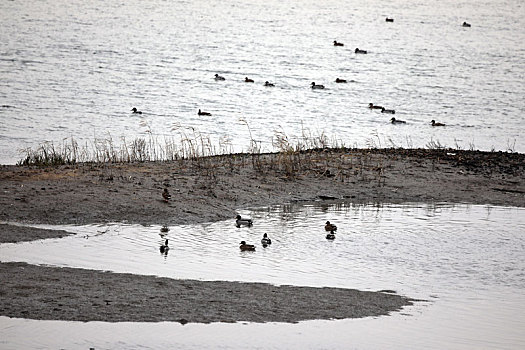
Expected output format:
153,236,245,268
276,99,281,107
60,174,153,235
160,239,170,256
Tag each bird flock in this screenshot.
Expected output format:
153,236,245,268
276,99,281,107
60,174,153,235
156,209,343,254
134,17,467,146
196,16,461,127
235,216,340,251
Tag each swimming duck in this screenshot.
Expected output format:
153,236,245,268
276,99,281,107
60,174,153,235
245,77,254,83
368,103,383,109
386,17,394,22
390,117,406,124
326,231,336,240
198,109,212,116
240,241,256,251
162,188,171,202
355,48,367,54
311,82,325,89
131,107,142,114
264,81,275,87
333,40,344,46
160,239,170,254
381,107,396,114
431,120,446,126
462,22,471,27
236,215,253,227
261,233,272,246
335,78,347,83
325,221,337,231
160,225,170,233
214,73,225,80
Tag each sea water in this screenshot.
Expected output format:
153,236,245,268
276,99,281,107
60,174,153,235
0,203,524,349
1,0,524,164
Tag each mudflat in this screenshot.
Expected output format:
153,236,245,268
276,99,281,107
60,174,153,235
2,148,523,227
1,148,523,323
0,262,414,323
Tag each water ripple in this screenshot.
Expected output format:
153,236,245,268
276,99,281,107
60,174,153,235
1,0,525,163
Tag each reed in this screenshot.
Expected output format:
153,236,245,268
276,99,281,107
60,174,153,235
426,138,445,150
19,141,70,166
20,125,514,189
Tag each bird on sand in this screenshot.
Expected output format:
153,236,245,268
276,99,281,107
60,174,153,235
162,188,171,202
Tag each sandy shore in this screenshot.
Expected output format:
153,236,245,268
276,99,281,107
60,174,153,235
1,148,523,323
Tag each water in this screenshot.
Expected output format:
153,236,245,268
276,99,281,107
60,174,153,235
1,203,524,349
1,0,524,164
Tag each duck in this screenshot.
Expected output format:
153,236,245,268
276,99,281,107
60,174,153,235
261,233,272,246
335,78,347,83
325,221,337,232
240,241,256,251
355,48,367,54
236,214,253,227
160,225,170,233
162,188,171,202
462,22,471,27
333,40,344,46
214,73,225,81
311,82,325,89
160,239,170,254
390,117,406,124
368,103,383,109
385,17,394,22
381,107,396,114
431,120,446,126
245,77,254,83
264,81,275,87
198,109,212,116
131,107,142,114
326,231,336,240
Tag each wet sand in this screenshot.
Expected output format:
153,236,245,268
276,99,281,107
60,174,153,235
0,148,523,323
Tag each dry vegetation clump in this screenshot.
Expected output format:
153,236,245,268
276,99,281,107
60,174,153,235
16,127,523,186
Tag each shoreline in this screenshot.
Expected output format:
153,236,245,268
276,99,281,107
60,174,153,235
1,148,523,323
1,148,524,228
0,262,415,324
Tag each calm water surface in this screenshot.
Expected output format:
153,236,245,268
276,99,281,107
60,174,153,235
1,203,524,349
1,0,524,164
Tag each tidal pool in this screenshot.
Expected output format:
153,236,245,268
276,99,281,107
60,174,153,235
1,202,524,349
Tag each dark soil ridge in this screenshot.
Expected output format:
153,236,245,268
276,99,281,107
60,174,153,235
0,262,415,323
0,223,72,243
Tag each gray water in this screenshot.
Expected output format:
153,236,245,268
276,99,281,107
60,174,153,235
1,203,524,349
1,0,524,164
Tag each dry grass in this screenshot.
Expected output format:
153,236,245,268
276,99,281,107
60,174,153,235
16,123,520,187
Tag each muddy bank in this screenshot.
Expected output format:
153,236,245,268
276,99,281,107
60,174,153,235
0,262,414,323
0,224,71,243
1,149,524,229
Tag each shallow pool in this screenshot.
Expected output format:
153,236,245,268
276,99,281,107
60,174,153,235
1,202,524,349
